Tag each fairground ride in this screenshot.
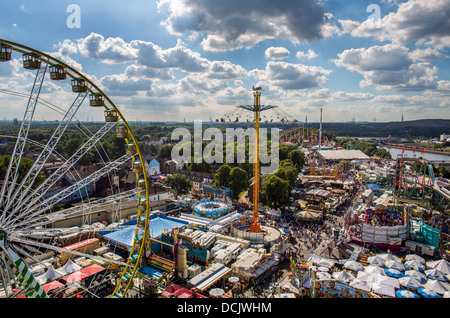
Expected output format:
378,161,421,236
394,155,450,213
217,87,298,232
0,40,149,298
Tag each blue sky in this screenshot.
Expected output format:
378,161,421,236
0,0,449,123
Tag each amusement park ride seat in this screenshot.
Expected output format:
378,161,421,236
0,43,12,61
22,52,41,69
49,64,66,80
89,93,104,107
71,77,88,93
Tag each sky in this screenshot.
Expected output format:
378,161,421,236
0,0,449,123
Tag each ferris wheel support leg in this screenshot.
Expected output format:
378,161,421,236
4,89,91,214
0,244,47,298
0,250,14,297
0,64,48,217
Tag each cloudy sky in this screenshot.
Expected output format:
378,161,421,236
0,0,449,123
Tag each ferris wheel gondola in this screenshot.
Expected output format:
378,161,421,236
0,39,150,298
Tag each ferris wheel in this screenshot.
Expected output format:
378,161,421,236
0,39,150,298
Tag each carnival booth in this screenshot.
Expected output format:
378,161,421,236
295,210,322,222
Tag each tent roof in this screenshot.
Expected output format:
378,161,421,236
423,279,450,294
58,258,82,275
148,158,160,167
332,270,355,283
41,280,64,293
80,264,106,277
62,270,88,283
427,259,450,275
318,149,370,161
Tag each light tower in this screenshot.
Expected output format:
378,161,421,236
237,86,277,232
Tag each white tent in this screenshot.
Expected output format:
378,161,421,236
378,253,401,263
349,279,371,292
364,265,387,276
371,283,396,297
405,254,425,264
36,266,61,284
398,276,423,290
404,260,425,272
343,260,364,272
405,270,427,283
317,258,335,268
56,258,82,276
209,288,225,297
422,279,450,295
443,291,450,298
316,272,332,280
385,260,405,272
357,272,379,284
425,268,449,282
426,259,450,275
368,256,386,267
332,271,355,284
375,275,400,289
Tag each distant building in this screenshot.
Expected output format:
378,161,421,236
146,158,161,176
440,133,450,142
179,170,215,190
159,159,181,174
317,149,370,162
142,136,168,146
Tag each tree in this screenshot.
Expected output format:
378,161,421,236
228,167,249,199
62,137,82,157
0,155,46,190
165,173,192,198
214,164,231,187
275,164,298,188
158,144,173,159
288,149,305,172
262,174,290,209
188,159,213,173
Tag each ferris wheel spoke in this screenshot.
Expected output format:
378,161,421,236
11,243,107,299
3,89,91,214
23,189,142,230
9,154,132,231
0,63,48,209
9,237,133,269
6,122,117,223
1,40,148,298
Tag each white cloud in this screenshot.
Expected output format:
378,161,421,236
132,39,210,72
351,0,450,49
334,44,439,91
158,0,329,51
265,47,290,60
76,33,138,64
250,61,331,90
409,48,449,62
296,49,318,60
207,60,247,79
99,74,152,96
